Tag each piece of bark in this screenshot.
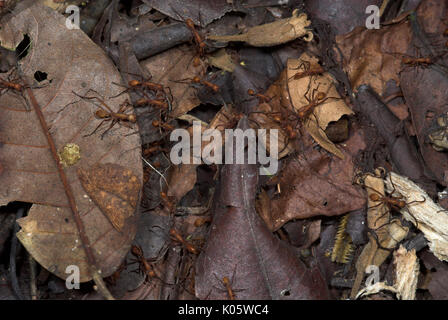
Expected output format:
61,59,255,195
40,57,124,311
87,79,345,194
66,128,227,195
393,245,419,300
385,172,448,262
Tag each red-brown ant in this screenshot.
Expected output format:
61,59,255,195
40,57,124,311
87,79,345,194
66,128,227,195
212,265,244,300
194,216,212,227
362,175,425,228
112,78,172,104
135,97,168,109
0,78,23,92
296,80,340,122
288,61,325,82
169,228,199,255
247,88,272,103
192,76,219,92
152,119,175,132
73,91,136,138
170,6,207,67
173,75,219,93
130,245,158,282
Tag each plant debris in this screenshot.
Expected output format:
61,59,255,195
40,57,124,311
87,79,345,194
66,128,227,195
0,0,448,301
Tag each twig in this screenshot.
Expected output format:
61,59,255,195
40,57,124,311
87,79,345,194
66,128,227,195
10,207,26,300
24,84,114,300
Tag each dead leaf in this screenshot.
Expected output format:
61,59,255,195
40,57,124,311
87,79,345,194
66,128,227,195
306,0,383,35
167,164,198,202
142,45,203,119
247,69,297,158
420,249,448,299
77,164,140,232
0,2,142,282
287,54,354,159
207,48,235,72
262,146,365,231
195,117,330,299
143,0,232,27
335,18,412,95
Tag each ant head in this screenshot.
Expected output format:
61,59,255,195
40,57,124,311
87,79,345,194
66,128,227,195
152,120,160,127
193,56,201,66
316,91,326,100
131,245,143,256
444,28,448,36
211,84,219,93
402,57,412,64
222,277,230,285
185,18,195,28
247,89,255,96
95,109,109,118
192,76,201,83
273,115,282,122
128,114,137,123
129,80,140,87
199,42,206,49
398,200,406,208
369,193,380,201
169,228,177,237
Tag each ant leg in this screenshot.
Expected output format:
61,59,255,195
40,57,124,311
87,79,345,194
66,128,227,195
367,228,394,252
386,173,400,198
109,82,131,99
403,207,419,228
72,90,115,114
84,119,107,137
277,133,291,156
406,196,426,206
100,119,121,139
290,61,310,71
303,78,313,104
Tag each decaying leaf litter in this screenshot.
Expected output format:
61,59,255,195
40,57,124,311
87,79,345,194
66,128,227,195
0,0,447,300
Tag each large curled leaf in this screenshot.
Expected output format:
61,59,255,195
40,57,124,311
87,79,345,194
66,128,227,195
195,117,330,300
260,140,365,231
0,2,142,282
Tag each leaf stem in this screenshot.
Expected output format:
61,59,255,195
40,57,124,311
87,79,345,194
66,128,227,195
24,85,114,300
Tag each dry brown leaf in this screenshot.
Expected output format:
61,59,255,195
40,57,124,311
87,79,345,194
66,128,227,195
335,16,412,95
262,147,365,231
77,164,141,232
247,69,297,158
0,2,142,282
287,54,353,159
207,48,235,72
207,9,313,46
165,106,238,201
141,46,204,119
167,164,198,202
